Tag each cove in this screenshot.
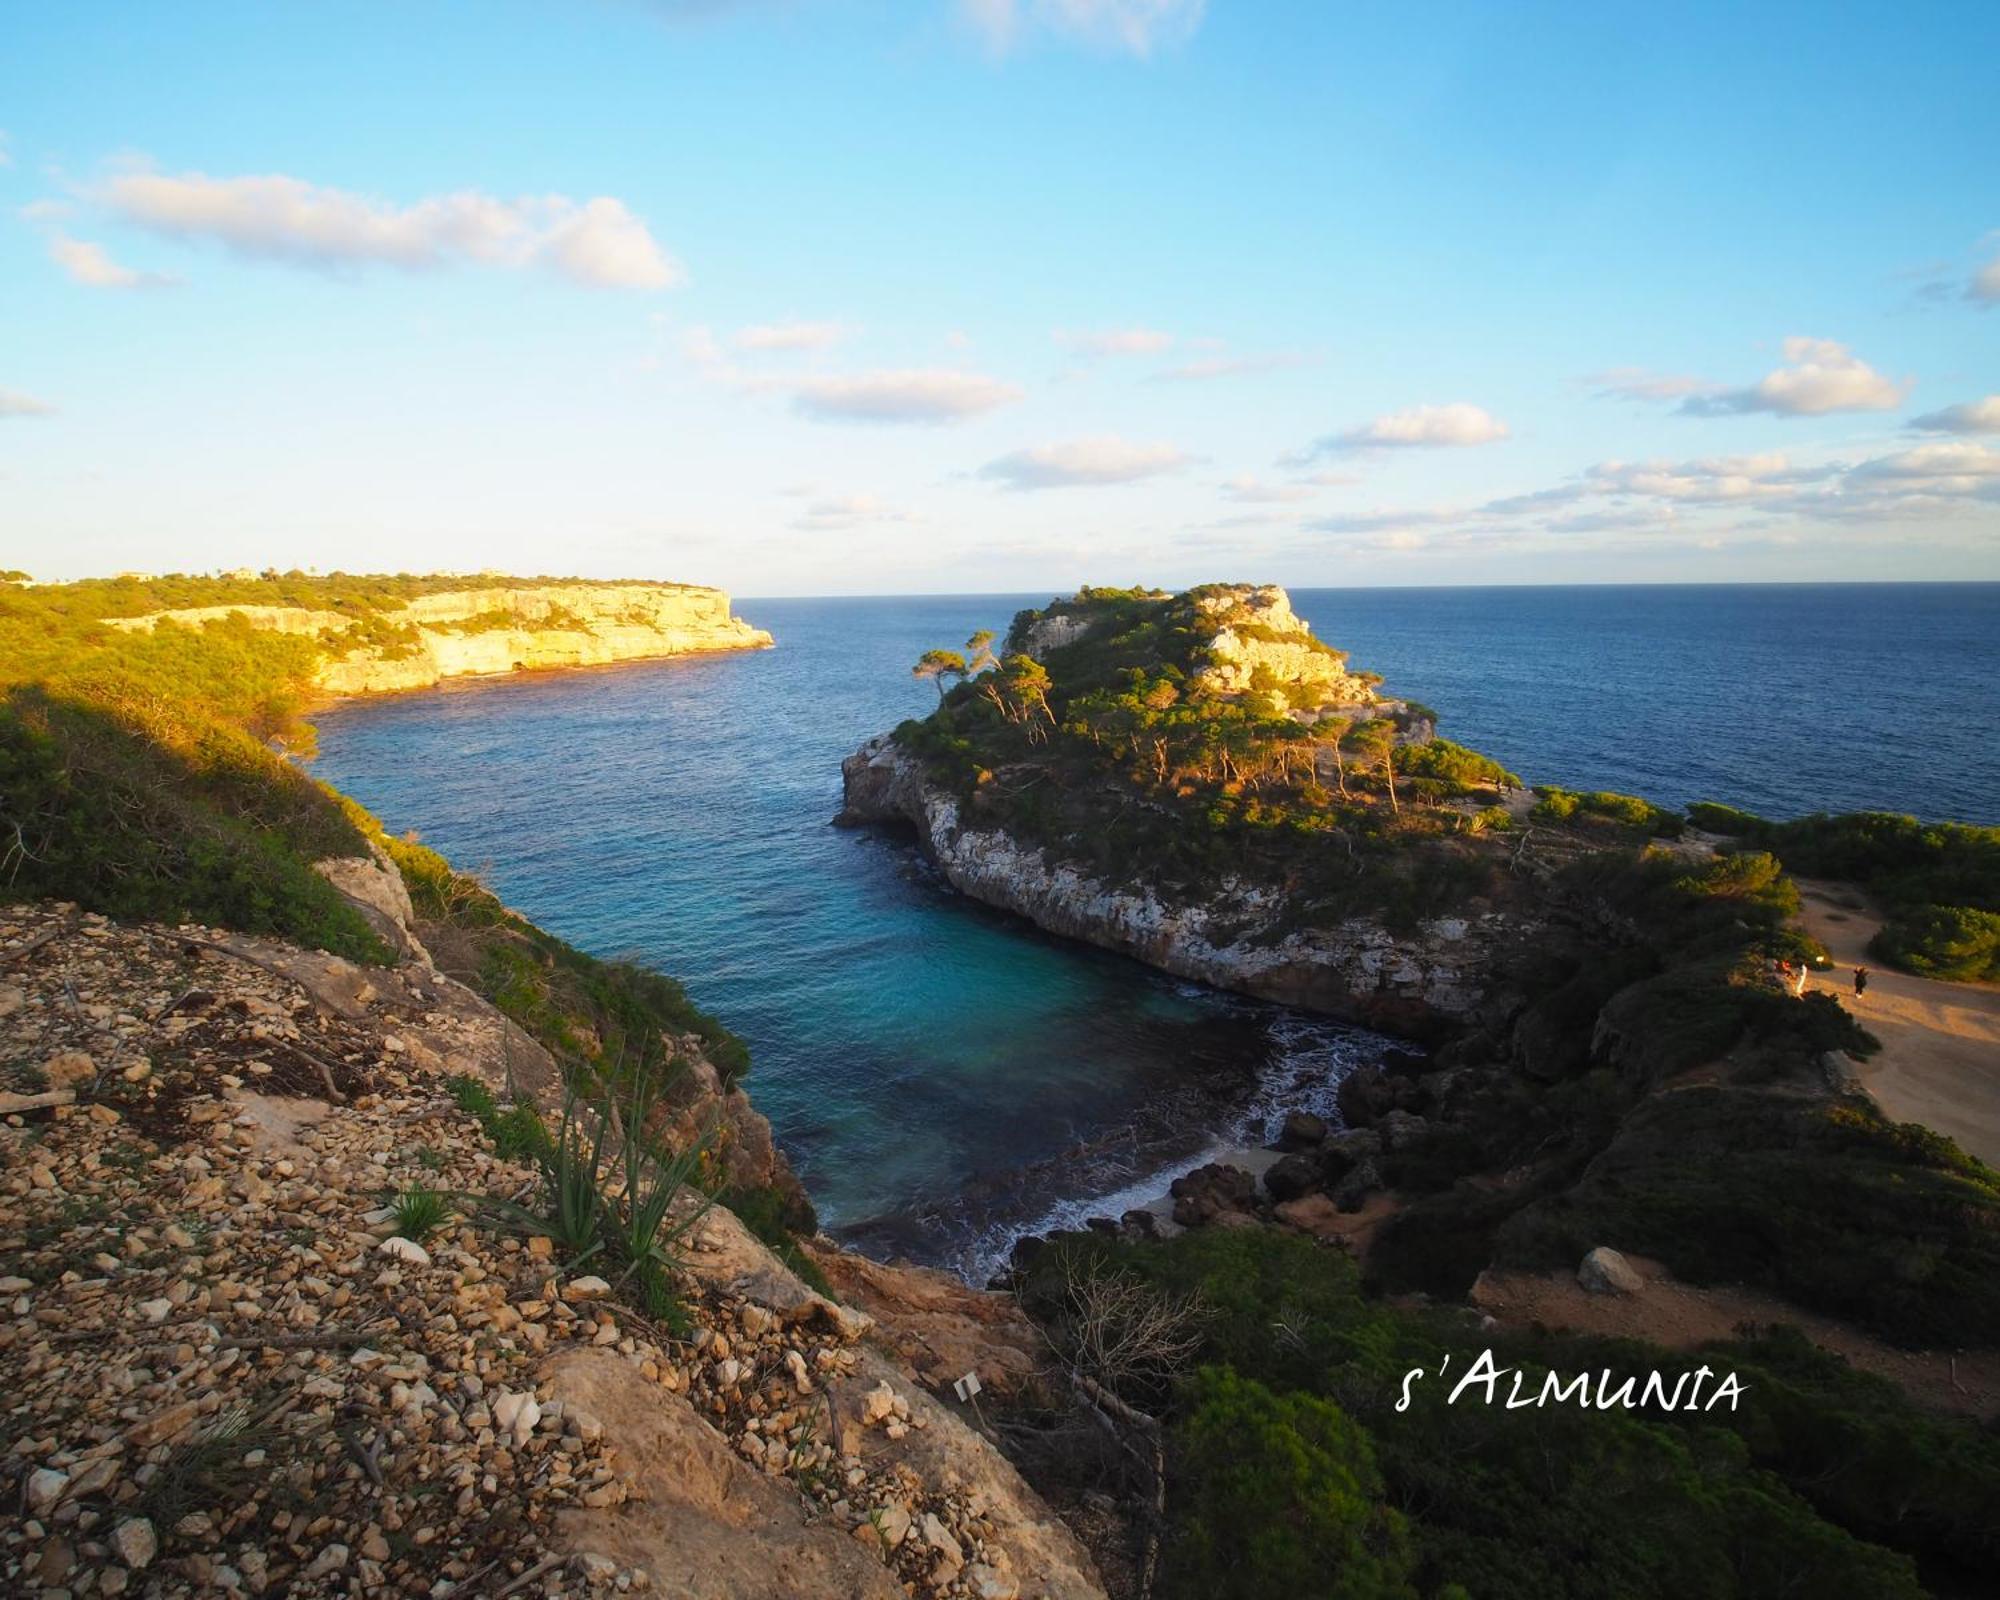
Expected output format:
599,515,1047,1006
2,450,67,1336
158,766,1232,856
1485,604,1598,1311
311,595,1387,1281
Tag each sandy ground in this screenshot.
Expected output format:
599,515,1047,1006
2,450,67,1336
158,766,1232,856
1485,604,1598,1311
1795,879,2000,1166
1473,1255,2000,1421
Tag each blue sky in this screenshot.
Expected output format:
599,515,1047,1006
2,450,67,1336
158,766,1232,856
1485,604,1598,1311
3,0,1997,594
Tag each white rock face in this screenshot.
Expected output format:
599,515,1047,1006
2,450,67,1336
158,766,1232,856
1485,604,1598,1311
105,582,773,696
838,735,1527,1034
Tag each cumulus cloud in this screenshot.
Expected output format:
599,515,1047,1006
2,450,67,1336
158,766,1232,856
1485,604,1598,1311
963,0,1206,57
46,233,179,290
1849,440,2000,484
1308,402,1510,454
97,169,682,289
1586,367,1721,403
980,436,1189,489
793,368,1021,423
1909,396,2000,435
1058,326,1174,357
1583,452,1814,504
737,320,847,351
0,389,55,418
1680,337,1908,417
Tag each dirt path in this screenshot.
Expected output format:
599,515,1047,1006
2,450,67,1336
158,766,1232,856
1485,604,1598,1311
1473,1256,2000,1420
1792,880,2000,1166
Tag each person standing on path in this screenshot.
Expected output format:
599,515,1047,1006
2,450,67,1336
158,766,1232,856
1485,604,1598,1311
1854,966,1870,997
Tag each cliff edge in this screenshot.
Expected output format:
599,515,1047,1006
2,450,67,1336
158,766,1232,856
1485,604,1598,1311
106,580,773,695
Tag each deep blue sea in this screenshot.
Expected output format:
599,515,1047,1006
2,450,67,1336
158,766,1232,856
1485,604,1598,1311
313,584,2000,1275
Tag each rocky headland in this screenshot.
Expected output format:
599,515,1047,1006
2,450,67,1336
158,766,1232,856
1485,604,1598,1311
105,581,773,696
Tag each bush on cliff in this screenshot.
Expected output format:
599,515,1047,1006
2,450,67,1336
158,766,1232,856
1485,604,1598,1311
1167,1367,1416,1600
0,685,388,963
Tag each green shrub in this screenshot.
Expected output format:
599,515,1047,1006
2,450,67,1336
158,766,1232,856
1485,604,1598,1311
1167,1368,1416,1600
1871,902,2000,982
389,1184,453,1242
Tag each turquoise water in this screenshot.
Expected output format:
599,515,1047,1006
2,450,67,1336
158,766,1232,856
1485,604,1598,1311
313,596,1387,1277
312,584,2000,1274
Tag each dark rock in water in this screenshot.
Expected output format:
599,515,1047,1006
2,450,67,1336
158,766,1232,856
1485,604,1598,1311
1170,1162,1258,1228
1085,1216,1118,1236
1008,1234,1047,1273
1120,1208,1161,1240
1381,1047,1430,1079
1277,1110,1329,1151
1318,1128,1382,1185
1263,1153,1323,1203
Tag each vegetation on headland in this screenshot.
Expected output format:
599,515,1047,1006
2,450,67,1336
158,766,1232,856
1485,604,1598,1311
0,568,816,1291
898,586,1539,929
1012,1227,1997,1600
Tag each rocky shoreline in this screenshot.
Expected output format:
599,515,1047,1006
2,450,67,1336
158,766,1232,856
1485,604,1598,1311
836,731,1531,1042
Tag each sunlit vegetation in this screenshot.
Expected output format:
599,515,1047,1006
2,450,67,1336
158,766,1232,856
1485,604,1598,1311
1689,804,2000,980
898,586,1532,926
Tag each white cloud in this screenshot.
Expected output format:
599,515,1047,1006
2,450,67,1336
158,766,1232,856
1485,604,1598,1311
1909,396,2000,435
0,389,55,418
1058,326,1174,357
1584,452,1810,503
1310,402,1510,453
1586,366,1721,403
1310,506,1461,535
46,233,179,290
1973,249,2000,305
1220,475,1319,504
963,0,1206,57
980,436,1189,489
98,168,681,289
736,320,848,351
793,368,1021,423
1680,337,1908,417
791,492,916,531
1849,440,2000,484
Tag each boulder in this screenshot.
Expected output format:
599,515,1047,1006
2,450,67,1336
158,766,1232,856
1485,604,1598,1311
1169,1163,1258,1228
1317,1129,1382,1186
1262,1153,1323,1203
1332,1160,1383,1213
1277,1110,1329,1151
1374,1109,1431,1153
1577,1246,1645,1296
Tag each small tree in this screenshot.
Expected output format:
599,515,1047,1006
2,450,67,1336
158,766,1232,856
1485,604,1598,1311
1341,717,1400,816
966,629,999,677
912,648,968,703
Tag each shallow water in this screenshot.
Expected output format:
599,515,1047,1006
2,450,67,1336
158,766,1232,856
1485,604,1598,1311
312,584,1999,1275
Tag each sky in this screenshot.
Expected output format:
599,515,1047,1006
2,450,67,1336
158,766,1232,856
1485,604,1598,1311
3,0,1998,595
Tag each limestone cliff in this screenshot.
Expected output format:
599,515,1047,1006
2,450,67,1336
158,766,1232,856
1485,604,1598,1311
837,733,1528,1038
106,581,773,695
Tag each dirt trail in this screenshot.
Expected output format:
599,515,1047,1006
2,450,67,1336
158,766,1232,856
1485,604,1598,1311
1473,1256,2000,1420
1795,879,2000,1166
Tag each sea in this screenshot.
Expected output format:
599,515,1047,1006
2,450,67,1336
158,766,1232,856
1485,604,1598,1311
312,583,2000,1279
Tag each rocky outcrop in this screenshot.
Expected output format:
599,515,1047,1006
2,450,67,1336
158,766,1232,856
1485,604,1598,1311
0,900,1104,1600
837,735,1529,1038
106,582,773,696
